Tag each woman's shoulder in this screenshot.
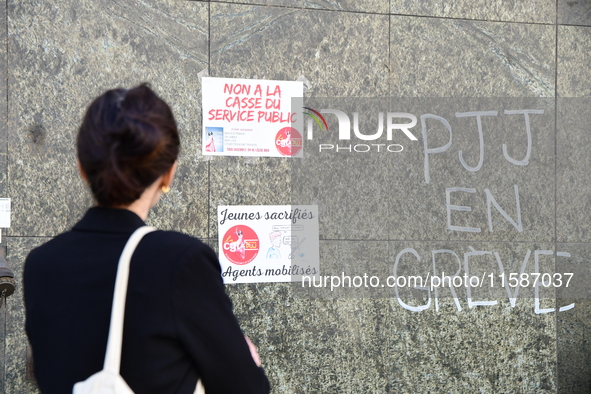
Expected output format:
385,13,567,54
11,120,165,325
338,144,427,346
143,230,220,270
25,231,79,267
26,229,217,274
144,230,223,283
148,230,213,254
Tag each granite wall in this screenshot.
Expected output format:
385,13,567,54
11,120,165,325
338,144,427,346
1,0,590,393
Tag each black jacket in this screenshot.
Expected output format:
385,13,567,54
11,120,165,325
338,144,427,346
24,207,270,394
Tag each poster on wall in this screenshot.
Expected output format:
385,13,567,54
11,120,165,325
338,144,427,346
218,205,319,284
202,77,304,157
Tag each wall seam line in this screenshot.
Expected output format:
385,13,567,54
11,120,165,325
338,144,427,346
554,0,559,391
207,0,211,241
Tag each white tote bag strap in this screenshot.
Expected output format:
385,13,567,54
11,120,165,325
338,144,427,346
103,226,156,374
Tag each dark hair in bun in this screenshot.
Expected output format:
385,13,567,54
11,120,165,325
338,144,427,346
77,83,180,207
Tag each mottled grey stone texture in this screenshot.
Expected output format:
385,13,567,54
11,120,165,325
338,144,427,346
558,25,591,97
210,3,390,97
556,28,591,244
0,1,8,389
0,306,6,394
4,237,47,394
380,241,557,393
0,0,7,199
208,156,292,239
218,0,389,13
7,0,209,238
227,239,561,392
226,242,391,392
391,0,556,24
557,98,591,243
558,298,591,392
212,239,374,392
292,240,393,298
381,300,556,392
556,243,591,393
559,0,591,26
226,284,392,393
390,17,555,97
291,98,392,241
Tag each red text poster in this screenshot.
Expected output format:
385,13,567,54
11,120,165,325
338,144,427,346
202,77,304,158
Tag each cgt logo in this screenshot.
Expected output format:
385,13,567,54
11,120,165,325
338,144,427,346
223,225,260,265
275,127,302,156
302,107,418,153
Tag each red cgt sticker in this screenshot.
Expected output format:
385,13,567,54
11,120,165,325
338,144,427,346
275,127,302,156
222,225,259,265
